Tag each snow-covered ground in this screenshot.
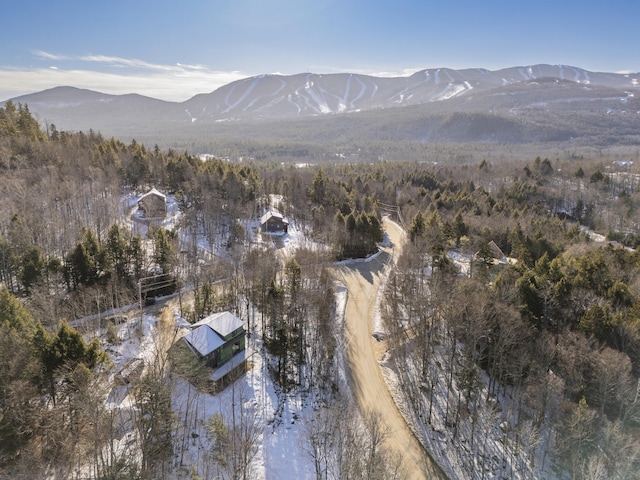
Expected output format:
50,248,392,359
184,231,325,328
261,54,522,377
94,194,346,479
100,274,349,479
97,196,551,479
370,248,558,480
169,333,317,479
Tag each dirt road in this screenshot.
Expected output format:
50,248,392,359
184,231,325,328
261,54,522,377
334,218,446,480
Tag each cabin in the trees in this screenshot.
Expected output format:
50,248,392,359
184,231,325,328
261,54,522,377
478,240,508,265
260,210,289,234
138,188,166,219
471,240,513,278
181,311,249,389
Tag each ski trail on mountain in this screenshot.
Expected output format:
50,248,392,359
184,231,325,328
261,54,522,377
223,76,260,113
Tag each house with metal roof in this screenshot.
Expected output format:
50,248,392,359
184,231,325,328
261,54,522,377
182,311,246,369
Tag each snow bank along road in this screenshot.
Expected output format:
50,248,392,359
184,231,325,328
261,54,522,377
335,219,447,480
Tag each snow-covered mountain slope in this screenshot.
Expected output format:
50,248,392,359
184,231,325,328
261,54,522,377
5,64,640,149
180,65,639,121
182,70,473,120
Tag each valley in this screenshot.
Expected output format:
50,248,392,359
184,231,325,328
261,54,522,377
2,70,640,479
6,64,640,158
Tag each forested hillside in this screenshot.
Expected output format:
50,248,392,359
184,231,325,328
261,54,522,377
2,100,640,479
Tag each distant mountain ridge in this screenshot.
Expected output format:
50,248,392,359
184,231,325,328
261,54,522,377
5,64,640,150
181,64,638,120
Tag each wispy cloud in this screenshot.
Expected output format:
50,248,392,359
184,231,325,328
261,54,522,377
373,68,423,78
1,51,435,102
1,51,252,102
78,54,189,72
304,63,421,78
32,50,69,61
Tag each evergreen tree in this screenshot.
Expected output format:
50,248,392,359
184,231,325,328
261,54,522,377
409,211,426,242
40,321,106,401
65,243,95,289
128,234,144,280
17,103,46,141
19,245,46,294
310,168,327,203
64,228,111,289
0,286,39,336
106,223,129,279
453,210,468,243
0,288,47,460
151,227,177,274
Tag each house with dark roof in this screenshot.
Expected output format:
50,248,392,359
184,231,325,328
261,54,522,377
260,210,289,233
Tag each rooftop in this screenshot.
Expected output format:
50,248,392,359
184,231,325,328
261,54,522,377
192,311,244,338
182,324,225,357
260,210,288,224
139,187,166,200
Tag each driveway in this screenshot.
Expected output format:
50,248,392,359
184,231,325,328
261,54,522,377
334,218,446,480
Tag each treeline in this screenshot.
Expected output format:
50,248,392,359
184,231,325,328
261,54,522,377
0,101,260,315
0,287,107,472
0,102,379,476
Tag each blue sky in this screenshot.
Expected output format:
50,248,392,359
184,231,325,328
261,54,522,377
1,0,638,101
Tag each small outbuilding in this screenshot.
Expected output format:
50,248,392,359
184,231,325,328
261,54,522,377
138,188,166,219
260,210,289,233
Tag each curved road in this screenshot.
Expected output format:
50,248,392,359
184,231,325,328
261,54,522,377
334,218,446,480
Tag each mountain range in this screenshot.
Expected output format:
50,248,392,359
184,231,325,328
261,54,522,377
6,64,640,153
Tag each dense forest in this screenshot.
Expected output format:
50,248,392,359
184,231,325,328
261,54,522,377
2,99,640,479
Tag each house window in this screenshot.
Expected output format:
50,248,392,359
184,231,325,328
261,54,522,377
232,343,240,354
